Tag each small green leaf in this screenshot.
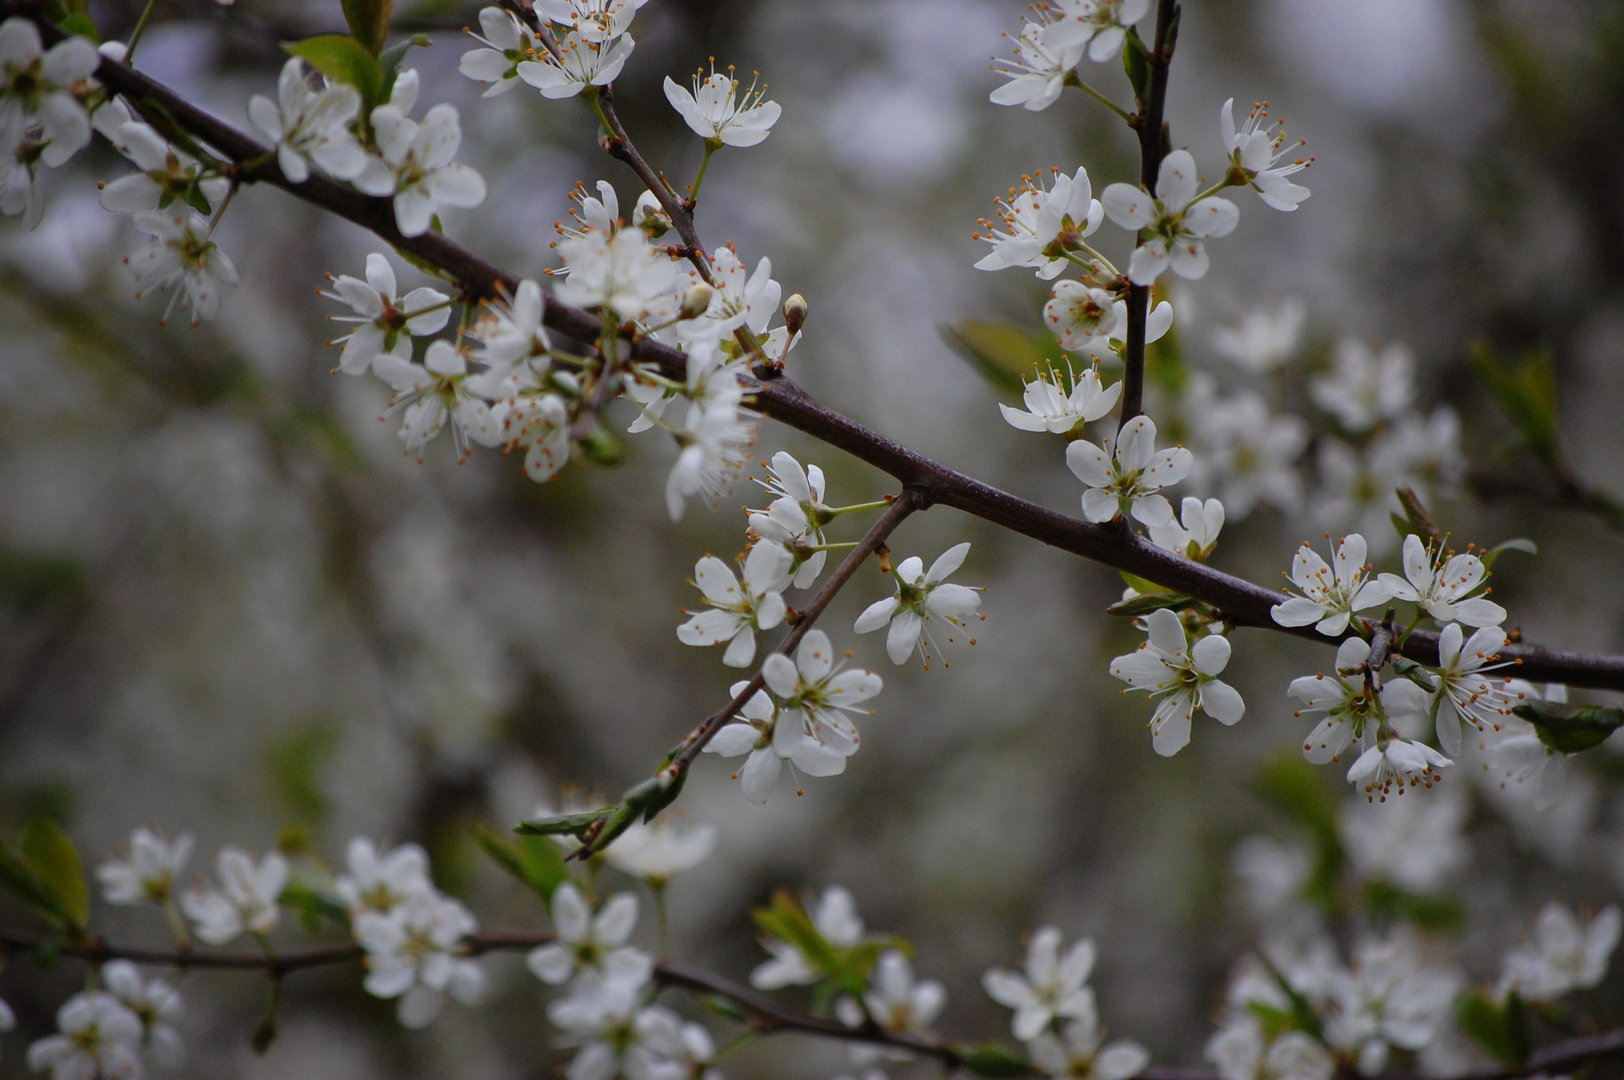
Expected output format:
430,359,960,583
283,35,385,114
59,12,99,42
278,879,349,933
341,0,392,55
1481,537,1537,571
942,320,1061,396
1121,27,1151,105
516,807,616,838
22,820,87,930
1118,571,1173,596
0,842,77,927
1107,592,1195,617
251,1012,278,1055
1244,1000,1298,1041
1468,343,1561,469
1513,700,1624,754
473,823,570,899
1457,990,1529,1065
1360,880,1466,933
752,890,842,975
379,34,430,103
957,1043,1033,1078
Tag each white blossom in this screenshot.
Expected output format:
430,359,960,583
554,224,679,323
1231,836,1311,918
1219,98,1311,212
26,991,143,1080
1322,931,1462,1075
517,30,634,99
334,836,434,917
248,59,366,184
989,15,1086,112
1045,281,1125,351
1194,392,1307,519
1339,784,1468,894
983,927,1097,1041
843,950,947,1043
975,166,1103,279
0,19,97,166
703,682,848,804
1066,415,1194,526
1211,298,1305,373
664,65,780,147
1026,991,1150,1080
97,827,193,905
468,278,550,382
1000,360,1121,434
356,891,485,1028
321,252,451,375
1270,533,1392,636
1148,496,1224,562
1429,623,1516,757
123,206,238,326
101,961,184,1071
1207,1021,1332,1080
1310,339,1414,433
494,392,574,482
0,132,43,228
603,817,716,884
97,118,230,216
665,397,758,522
1109,607,1245,756
1377,534,1507,631
355,96,486,238
1047,0,1151,62
179,847,288,944
527,883,653,993
459,7,546,98
1347,738,1452,802
1289,637,1434,767
1498,903,1622,1002
854,542,982,667
750,886,864,989
677,542,792,668
747,453,831,589
1101,150,1240,285
549,997,692,1080
761,629,883,762
372,340,503,459
535,0,647,43
675,247,780,343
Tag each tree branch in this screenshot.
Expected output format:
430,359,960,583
15,5,1622,699
1119,0,1180,426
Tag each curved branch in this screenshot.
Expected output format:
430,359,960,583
13,3,1621,704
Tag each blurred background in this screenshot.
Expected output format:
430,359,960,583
3,0,1624,1076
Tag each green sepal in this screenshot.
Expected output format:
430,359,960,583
956,1042,1034,1078
1107,592,1195,617
1513,700,1624,754
182,181,214,216
283,35,385,115
472,822,570,899
1122,26,1151,106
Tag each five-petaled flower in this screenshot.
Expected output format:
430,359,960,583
1001,360,1122,434
663,64,781,147
123,205,238,326
983,926,1098,1040
853,542,983,667
180,846,288,944
97,827,194,905
1377,534,1507,630
1219,98,1311,211
1109,608,1245,756
322,252,452,375
677,542,793,667
248,58,367,184
526,883,654,994
1101,150,1240,285
761,629,882,760
1066,415,1194,526
703,681,847,803
975,166,1104,279
1270,532,1392,636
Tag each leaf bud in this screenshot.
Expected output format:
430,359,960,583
783,293,808,335
679,283,714,320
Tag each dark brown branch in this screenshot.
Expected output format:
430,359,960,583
1119,0,1180,426
14,8,1622,694
6,926,1624,1080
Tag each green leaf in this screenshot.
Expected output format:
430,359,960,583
1457,990,1529,1065
22,820,87,929
941,320,1061,397
1513,700,1624,754
264,720,338,828
341,0,392,55
1244,1000,1298,1041
1360,880,1466,933
752,890,842,975
956,1043,1033,1078
473,823,569,899
1258,952,1324,1041
515,808,615,839
378,34,430,103
283,36,385,114
1481,537,1537,571
278,879,349,933
1107,592,1195,617
1118,571,1173,596
1468,342,1561,469
251,1012,278,1055
0,841,78,927
1122,27,1151,105
59,11,99,42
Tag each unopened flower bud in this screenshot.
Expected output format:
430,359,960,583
580,422,623,466
783,293,808,335
680,283,714,320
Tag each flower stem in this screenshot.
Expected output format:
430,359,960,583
651,880,669,959
124,0,160,63
690,143,718,201
400,296,458,322
1064,71,1132,122
586,88,615,140
825,499,894,518
205,182,238,236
